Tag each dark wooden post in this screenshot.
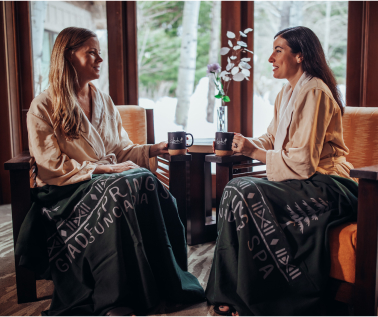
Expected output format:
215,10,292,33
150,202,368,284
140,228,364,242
221,1,254,136
4,152,36,304
216,163,233,221
167,156,191,240
107,1,139,106
145,109,155,144
346,2,378,108
351,166,378,315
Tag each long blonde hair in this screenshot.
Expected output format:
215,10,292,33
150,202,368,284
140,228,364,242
49,27,97,140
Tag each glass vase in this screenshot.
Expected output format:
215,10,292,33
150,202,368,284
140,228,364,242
217,103,228,132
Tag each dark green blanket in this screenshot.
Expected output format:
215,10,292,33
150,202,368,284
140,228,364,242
16,168,205,315
205,173,358,315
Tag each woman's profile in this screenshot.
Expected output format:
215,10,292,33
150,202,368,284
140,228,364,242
16,27,205,316
206,26,358,316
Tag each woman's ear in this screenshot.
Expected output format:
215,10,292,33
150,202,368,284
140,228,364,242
64,49,73,62
296,53,303,64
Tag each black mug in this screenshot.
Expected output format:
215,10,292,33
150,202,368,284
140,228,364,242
168,131,194,155
215,132,234,156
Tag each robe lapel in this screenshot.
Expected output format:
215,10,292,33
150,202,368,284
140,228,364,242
80,84,117,165
274,72,312,151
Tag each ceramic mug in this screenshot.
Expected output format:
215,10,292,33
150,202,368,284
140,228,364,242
214,132,234,156
168,131,194,155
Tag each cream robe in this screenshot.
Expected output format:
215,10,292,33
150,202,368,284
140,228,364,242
251,77,354,182
27,83,157,187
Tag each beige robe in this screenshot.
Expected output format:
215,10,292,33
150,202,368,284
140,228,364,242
251,77,354,182
27,83,157,187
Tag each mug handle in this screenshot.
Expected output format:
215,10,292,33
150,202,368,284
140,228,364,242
186,133,194,147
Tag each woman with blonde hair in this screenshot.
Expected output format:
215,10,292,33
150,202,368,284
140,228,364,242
16,27,204,316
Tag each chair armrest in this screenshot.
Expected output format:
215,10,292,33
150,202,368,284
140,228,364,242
4,151,32,170
350,164,378,180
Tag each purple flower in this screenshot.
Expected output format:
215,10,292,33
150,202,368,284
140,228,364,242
207,63,221,75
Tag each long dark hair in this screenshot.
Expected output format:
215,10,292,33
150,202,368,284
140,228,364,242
275,26,344,115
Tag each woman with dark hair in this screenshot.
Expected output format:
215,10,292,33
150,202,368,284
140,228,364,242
16,27,205,316
205,26,358,316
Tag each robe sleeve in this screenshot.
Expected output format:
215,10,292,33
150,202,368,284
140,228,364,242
249,120,276,151
113,110,157,172
266,89,335,182
27,112,97,186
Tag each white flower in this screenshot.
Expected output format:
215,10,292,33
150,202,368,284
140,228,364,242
239,61,251,69
226,63,234,71
220,47,230,55
220,70,230,79
231,66,239,75
237,41,247,47
241,69,250,77
227,31,235,38
233,72,245,81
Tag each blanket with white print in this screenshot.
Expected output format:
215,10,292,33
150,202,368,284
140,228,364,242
205,173,358,315
16,168,205,316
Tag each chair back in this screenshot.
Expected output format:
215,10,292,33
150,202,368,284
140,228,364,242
343,107,378,168
116,105,147,145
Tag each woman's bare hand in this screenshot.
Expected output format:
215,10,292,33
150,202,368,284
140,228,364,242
149,141,169,157
93,161,140,174
232,133,255,157
232,133,267,163
110,161,140,173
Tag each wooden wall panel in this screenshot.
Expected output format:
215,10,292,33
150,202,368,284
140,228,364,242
107,1,138,106
0,1,32,203
240,1,253,137
0,2,12,204
221,2,241,134
221,1,254,137
346,1,378,107
346,2,363,107
14,2,34,150
364,2,378,107
106,2,125,106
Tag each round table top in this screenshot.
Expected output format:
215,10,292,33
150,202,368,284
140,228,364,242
188,138,214,154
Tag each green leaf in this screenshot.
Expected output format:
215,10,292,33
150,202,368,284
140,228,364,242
222,96,230,102
215,93,223,99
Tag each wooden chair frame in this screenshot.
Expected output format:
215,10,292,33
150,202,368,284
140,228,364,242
206,153,378,316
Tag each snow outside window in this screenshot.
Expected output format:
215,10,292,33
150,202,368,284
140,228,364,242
137,1,221,143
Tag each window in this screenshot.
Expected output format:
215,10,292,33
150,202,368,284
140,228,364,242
30,1,109,97
253,1,348,137
137,1,221,143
